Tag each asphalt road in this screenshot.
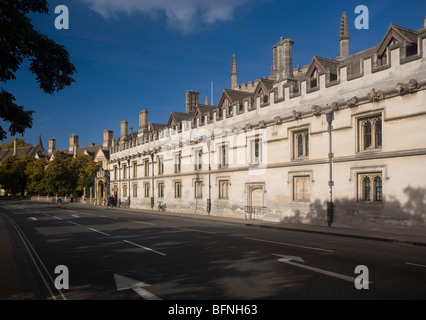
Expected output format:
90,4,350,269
1,200,426,301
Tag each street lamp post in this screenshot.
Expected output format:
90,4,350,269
326,111,334,227
207,140,211,214
150,153,154,209
127,159,131,207
118,160,121,205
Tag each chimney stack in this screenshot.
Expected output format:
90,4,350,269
185,90,199,114
271,37,294,81
13,137,17,156
120,120,128,140
103,130,113,148
69,134,79,153
339,12,350,60
48,138,56,154
139,110,148,133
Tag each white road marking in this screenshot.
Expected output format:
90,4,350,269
130,220,155,225
53,216,63,220
122,240,166,256
88,228,110,236
273,254,366,283
42,213,50,217
247,237,334,253
405,262,426,268
67,221,82,227
114,274,161,300
171,226,216,234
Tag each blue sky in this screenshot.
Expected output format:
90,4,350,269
2,0,426,150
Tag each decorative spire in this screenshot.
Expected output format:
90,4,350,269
231,54,237,76
205,96,209,105
231,54,238,89
339,12,349,41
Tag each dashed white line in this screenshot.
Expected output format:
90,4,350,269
246,237,334,253
406,262,426,268
122,240,166,256
53,216,63,220
67,221,82,227
171,226,216,234
130,220,155,225
88,228,110,236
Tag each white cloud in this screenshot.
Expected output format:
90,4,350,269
79,0,248,34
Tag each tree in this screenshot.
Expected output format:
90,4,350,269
44,151,74,195
0,137,31,150
0,155,31,196
0,0,76,140
26,157,47,195
71,155,99,195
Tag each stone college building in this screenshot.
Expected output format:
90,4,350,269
106,13,426,235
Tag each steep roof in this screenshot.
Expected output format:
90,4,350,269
0,137,47,163
168,111,194,126
377,24,419,57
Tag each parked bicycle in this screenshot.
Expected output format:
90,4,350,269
158,201,166,212
119,199,130,208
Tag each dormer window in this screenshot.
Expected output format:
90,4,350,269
228,106,233,116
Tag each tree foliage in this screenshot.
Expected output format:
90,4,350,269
0,152,99,196
0,137,31,149
26,157,47,194
0,0,76,140
0,155,31,195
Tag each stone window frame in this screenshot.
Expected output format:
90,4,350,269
287,171,314,202
143,158,150,177
157,155,164,175
174,152,182,173
247,135,263,166
174,180,182,199
157,181,165,198
132,183,138,198
357,172,383,202
122,184,127,198
132,161,138,178
194,148,203,171
357,114,383,153
193,179,203,199
290,127,310,160
218,179,230,200
143,182,150,198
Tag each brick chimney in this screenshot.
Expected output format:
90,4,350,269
69,134,79,153
103,130,113,148
48,138,56,154
139,110,148,133
120,120,128,140
271,37,294,81
185,90,199,114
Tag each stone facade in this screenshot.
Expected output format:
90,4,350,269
108,14,426,235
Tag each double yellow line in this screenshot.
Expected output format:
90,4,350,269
0,212,67,300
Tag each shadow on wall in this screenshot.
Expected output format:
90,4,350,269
281,186,426,235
